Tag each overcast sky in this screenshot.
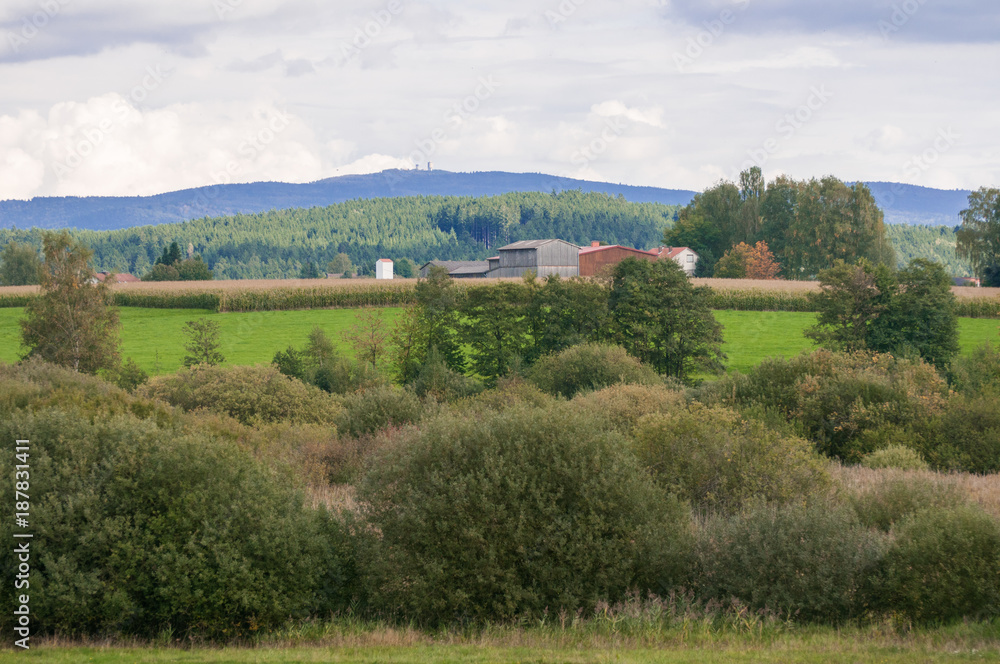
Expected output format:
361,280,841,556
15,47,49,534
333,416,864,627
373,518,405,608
0,0,997,200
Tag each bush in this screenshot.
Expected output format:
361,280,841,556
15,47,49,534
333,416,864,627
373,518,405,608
0,407,349,638
909,391,1000,474
359,404,692,624
949,342,1000,394
847,474,965,532
410,348,484,401
707,350,949,462
526,343,663,398
141,364,343,426
111,357,149,392
313,357,383,395
632,405,829,512
336,384,424,437
861,445,929,471
878,505,1000,622
571,383,686,435
695,500,887,622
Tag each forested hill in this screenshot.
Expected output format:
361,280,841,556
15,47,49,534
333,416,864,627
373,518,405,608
0,191,681,280
0,170,974,232
0,170,696,232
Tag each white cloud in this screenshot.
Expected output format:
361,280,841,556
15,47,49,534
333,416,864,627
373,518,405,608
0,0,997,200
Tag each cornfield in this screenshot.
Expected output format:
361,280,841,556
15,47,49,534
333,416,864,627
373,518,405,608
1,278,998,317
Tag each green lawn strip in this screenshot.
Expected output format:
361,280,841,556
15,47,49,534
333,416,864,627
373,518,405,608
0,308,996,377
0,307,405,375
0,643,993,664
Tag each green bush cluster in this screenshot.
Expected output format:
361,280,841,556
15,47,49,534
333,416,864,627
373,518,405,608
359,404,692,623
0,364,351,638
526,343,663,397
708,349,949,462
695,500,887,622
877,505,1000,622
141,364,343,426
633,405,829,513
336,384,425,437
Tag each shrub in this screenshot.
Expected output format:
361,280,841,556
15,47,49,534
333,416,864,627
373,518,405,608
141,364,343,426
336,384,424,437
410,347,484,401
909,391,1000,474
571,383,686,435
861,445,929,471
0,407,349,638
847,475,965,532
632,406,829,513
312,357,383,395
695,500,887,622
878,505,1000,622
359,404,692,624
707,350,949,462
111,357,149,392
526,343,663,398
949,342,1000,394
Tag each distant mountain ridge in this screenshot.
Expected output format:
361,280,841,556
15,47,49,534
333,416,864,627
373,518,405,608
0,170,695,232
0,170,974,232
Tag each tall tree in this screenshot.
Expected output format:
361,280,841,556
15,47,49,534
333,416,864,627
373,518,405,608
869,259,959,370
414,265,465,373
459,281,531,384
805,259,894,353
957,187,1000,286
343,307,390,371
0,241,42,286
20,231,120,373
608,257,725,380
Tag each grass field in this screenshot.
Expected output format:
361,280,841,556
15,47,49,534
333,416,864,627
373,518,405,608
0,307,996,376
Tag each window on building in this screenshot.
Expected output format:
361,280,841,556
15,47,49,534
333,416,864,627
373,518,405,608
686,255,694,262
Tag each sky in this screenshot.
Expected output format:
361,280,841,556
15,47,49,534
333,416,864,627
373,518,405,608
0,0,997,200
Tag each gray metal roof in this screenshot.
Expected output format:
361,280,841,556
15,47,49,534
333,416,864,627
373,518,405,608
420,260,490,274
498,239,580,251
448,263,491,275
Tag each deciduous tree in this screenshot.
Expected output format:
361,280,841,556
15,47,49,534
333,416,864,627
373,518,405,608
0,241,41,286
608,257,725,380
957,187,1000,286
20,232,120,373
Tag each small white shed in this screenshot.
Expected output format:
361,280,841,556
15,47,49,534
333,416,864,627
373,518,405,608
375,258,394,280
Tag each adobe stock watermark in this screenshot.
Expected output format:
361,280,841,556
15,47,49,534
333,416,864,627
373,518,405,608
205,109,293,187
545,0,587,26
407,76,501,168
673,0,750,72
733,85,832,177
902,127,959,180
337,0,407,64
878,0,928,40
53,64,173,180
568,116,629,172
213,0,243,20
6,0,72,54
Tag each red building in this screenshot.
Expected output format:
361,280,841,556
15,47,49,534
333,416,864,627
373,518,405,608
578,242,659,277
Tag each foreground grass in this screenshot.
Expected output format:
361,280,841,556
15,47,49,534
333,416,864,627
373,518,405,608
0,308,996,376
5,621,999,663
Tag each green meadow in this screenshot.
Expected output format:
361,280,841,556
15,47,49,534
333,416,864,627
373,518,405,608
0,307,996,376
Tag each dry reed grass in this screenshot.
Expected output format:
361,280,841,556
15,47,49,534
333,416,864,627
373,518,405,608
831,463,1000,519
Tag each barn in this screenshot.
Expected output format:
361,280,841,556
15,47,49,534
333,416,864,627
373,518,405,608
489,239,580,278
578,242,660,277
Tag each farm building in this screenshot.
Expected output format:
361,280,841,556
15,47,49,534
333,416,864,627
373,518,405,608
418,260,491,279
92,272,140,284
578,242,660,277
656,247,699,276
489,239,580,278
375,259,394,280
